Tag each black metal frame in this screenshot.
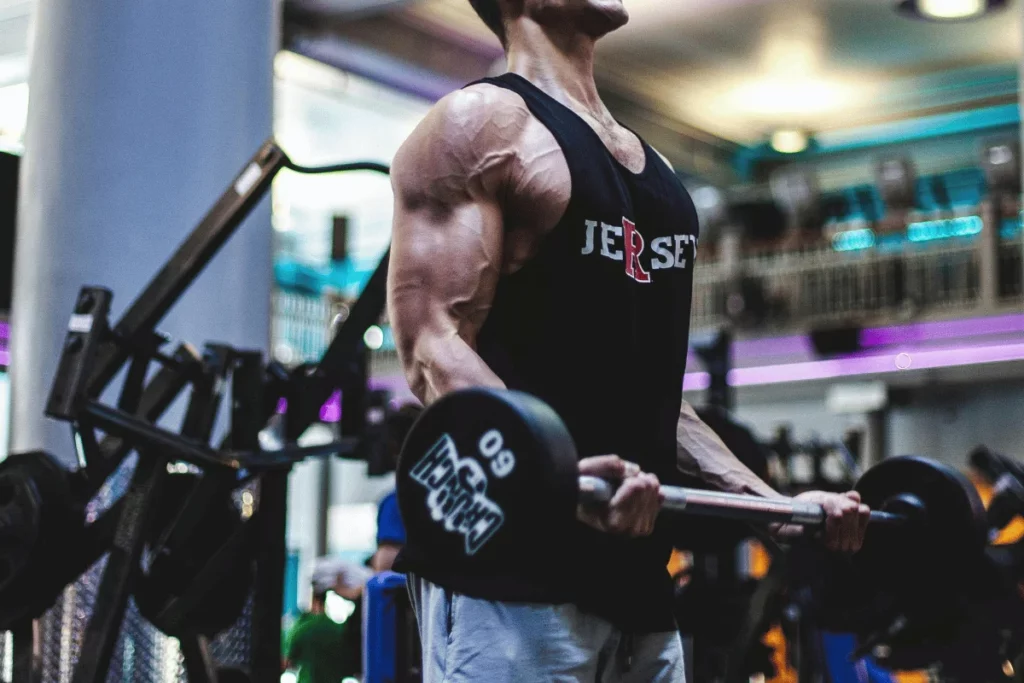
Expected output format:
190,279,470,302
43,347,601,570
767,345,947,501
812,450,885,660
9,139,392,683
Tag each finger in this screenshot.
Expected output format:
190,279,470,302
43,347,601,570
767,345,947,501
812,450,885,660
831,498,853,552
843,499,863,552
856,503,871,549
637,474,661,536
842,503,860,553
615,475,658,536
631,475,657,536
578,455,627,479
647,474,663,534
607,476,643,534
609,474,641,509
845,490,862,504
825,503,842,551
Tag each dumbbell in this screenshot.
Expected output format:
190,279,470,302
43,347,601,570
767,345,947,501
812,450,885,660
396,388,987,586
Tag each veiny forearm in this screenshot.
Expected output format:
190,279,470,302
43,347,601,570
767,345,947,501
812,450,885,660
406,332,506,405
676,402,778,498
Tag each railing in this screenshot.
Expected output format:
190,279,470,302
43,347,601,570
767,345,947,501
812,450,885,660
270,291,401,377
691,233,1023,332
270,292,341,365
272,234,1024,366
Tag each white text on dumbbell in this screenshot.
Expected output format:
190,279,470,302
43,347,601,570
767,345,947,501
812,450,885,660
409,434,505,555
478,429,516,478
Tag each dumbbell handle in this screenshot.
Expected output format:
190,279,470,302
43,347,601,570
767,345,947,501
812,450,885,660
578,477,904,527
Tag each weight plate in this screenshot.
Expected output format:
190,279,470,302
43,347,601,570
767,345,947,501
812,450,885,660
854,455,987,589
134,473,252,638
396,388,580,580
0,469,42,592
0,451,84,629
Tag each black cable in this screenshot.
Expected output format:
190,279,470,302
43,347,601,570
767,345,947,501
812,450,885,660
283,159,391,176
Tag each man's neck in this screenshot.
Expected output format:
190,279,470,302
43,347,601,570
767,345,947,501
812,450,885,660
504,21,609,122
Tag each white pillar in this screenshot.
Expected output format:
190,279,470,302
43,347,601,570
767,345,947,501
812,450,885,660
10,0,278,463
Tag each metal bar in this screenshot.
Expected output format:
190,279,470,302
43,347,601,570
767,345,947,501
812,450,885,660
293,250,390,432
980,198,1000,310
250,470,289,683
70,455,166,683
230,350,265,448
45,287,113,420
577,476,902,527
78,344,201,497
87,141,289,395
317,456,331,558
178,345,231,443
11,619,36,683
116,338,156,415
87,395,353,473
83,400,237,471
179,635,216,683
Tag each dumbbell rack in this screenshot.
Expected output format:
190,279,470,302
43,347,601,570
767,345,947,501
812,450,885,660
0,141,392,683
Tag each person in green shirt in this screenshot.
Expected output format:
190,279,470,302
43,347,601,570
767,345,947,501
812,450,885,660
283,585,357,683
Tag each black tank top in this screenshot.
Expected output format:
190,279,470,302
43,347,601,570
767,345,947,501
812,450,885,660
399,73,699,633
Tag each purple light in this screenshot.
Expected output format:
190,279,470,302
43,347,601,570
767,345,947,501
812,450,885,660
731,334,812,358
0,321,7,341
687,314,1024,368
367,341,1024,397
270,380,418,425
688,334,809,365
319,390,342,423
0,349,7,367
682,372,710,391
683,341,1024,389
860,313,1024,347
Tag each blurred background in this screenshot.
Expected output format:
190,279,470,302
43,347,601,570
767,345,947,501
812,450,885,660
1,0,1023,680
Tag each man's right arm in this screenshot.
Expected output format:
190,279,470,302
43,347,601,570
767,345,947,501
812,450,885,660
388,87,517,405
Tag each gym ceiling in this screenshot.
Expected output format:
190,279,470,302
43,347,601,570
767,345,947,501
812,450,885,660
285,0,1020,180
1,0,1019,176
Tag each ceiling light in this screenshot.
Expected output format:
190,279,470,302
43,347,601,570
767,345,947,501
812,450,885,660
728,78,851,116
771,129,810,154
897,0,1006,21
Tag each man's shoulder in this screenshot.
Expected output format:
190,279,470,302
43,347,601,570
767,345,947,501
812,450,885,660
404,84,532,154
393,84,533,197
437,82,532,127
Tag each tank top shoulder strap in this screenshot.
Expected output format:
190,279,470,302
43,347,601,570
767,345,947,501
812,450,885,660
466,73,599,181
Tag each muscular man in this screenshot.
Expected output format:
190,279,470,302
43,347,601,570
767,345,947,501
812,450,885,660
387,1,871,680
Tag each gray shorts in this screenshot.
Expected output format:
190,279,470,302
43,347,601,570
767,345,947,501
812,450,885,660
407,574,686,683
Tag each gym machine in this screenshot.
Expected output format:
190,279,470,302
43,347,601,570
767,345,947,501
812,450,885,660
0,141,393,683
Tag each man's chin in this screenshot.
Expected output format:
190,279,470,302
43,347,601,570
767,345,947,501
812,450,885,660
586,5,629,37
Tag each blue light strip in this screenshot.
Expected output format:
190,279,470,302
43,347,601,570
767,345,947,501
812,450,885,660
832,214,1022,252
832,228,876,252
906,215,983,242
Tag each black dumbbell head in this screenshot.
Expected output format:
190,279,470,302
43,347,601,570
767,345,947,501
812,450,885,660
396,388,579,579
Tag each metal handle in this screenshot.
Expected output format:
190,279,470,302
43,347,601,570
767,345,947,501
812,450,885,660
578,476,903,527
